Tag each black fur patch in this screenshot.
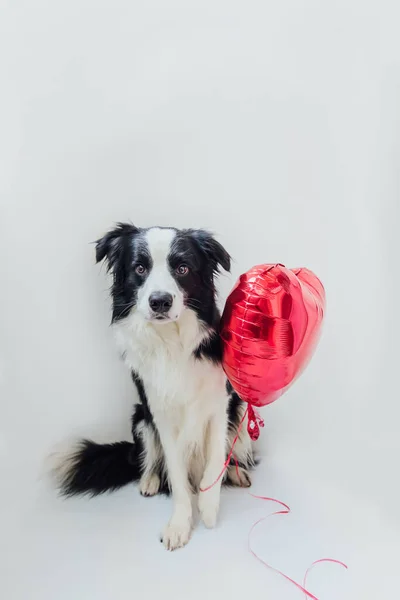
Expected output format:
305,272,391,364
95,224,152,322
226,380,244,434
194,331,223,364
169,229,230,328
58,439,142,497
131,371,153,427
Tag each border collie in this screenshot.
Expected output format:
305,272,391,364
55,224,256,550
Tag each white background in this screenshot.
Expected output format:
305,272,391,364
1,1,399,598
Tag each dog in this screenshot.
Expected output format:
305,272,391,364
55,223,256,550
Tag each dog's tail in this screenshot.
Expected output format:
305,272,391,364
53,439,142,497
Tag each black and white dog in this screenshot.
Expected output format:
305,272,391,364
56,224,256,550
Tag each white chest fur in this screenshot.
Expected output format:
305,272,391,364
113,310,228,429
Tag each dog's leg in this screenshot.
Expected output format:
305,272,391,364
139,427,162,497
224,409,254,488
225,463,252,487
198,408,227,529
157,424,192,551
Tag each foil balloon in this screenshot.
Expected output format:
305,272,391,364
221,264,325,440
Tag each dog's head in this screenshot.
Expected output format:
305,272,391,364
96,223,231,326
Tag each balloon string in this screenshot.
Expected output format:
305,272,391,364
199,410,348,598
302,558,348,599
233,453,241,484
248,495,348,599
199,407,248,493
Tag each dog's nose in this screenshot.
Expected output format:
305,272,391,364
149,292,173,314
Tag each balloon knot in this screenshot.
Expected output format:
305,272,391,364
247,405,264,441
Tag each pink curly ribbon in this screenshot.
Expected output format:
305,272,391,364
302,558,348,599
200,407,348,599
248,494,348,599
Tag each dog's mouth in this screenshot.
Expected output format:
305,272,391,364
148,313,175,323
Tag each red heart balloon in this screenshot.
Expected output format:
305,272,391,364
221,264,325,412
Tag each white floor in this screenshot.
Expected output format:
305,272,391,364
2,444,399,600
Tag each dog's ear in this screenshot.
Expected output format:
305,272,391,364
190,229,231,273
95,222,139,271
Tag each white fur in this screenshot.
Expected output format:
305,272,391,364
136,422,162,496
136,228,184,322
114,309,229,549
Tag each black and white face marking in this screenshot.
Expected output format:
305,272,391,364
135,228,184,322
95,223,231,326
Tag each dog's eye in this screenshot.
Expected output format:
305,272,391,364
135,264,146,275
176,264,189,276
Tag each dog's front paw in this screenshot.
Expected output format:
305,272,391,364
226,465,252,488
139,473,160,497
161,514,192,551
198,490,220,529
